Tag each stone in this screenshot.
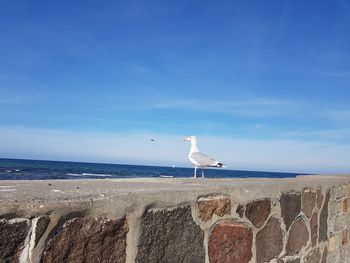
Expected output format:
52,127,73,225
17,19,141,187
327,235,336,254
281,192,301,230
197,195,231,221
42,216,128,263
256,217,283,263
340,248,346,262
245,199,271,228
310,212,318,247
286,259,300,263
286,217,309,255
136,206,204,263
302,189,316,218
304,248,321,263
329,200,341,218
236,205,244,218
327,252,339,263
34,216,50,247
0,218,30,263
334,214,347,232
342,228,348,245
316,188,324,209
321,246,327,263
319,190,330,242
330,185,346,200
209,221,253,263
342,198,350,213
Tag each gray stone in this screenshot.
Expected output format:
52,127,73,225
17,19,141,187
330,185,345,200
0,218,30,263
334,214,347,232
136,206,205,263
286,217,309,255
310,212,318,247
256,217,283,263
302,189,316,218
329,200,340,218
321,246,327,263
236,204,244,218
42,216,128,263
281,192,301,230
34,216,50,247
319,190,330,242
304,248,321,263
245,199,271,228
209,221,253,263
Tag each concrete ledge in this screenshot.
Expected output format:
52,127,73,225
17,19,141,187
0,174,349,262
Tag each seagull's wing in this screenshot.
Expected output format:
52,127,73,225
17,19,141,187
190,152,219,166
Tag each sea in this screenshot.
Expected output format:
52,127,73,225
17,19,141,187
0,158,309,180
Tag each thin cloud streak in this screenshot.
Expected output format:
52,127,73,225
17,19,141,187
150,97,350,124
0,126,349,173
151,97,301,118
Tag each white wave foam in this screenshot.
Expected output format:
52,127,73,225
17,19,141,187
66,173,112,177
160,175,174,178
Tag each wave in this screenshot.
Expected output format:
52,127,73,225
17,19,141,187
159,175,174,178
4,169,21,173
66,173,112,177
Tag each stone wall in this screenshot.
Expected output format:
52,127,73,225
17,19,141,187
0,176,349,263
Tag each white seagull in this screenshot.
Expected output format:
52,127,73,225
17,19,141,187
184,136,223,178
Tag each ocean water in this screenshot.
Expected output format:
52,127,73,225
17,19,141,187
0,158,305,180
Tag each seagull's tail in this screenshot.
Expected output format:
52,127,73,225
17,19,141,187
216,162,224,168
208,162,225,168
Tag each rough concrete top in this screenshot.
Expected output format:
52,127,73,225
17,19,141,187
0,174,349,218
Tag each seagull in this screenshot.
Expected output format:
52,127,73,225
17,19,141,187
184,136,223,178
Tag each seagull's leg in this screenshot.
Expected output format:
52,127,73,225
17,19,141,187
194,166,197,178
201,167,205,178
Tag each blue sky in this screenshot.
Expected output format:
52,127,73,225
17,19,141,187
1,0,350,172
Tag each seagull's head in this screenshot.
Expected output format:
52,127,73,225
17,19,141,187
184,135,197,142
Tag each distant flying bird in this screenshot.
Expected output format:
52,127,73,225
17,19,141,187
150,139,155,142
184,136,223,178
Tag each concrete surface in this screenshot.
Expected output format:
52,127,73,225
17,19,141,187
0,174,348,218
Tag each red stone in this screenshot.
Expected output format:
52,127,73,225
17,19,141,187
209,221,253,263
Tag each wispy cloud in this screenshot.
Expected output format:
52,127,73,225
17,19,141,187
151,97,298,117
149,97,350,126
